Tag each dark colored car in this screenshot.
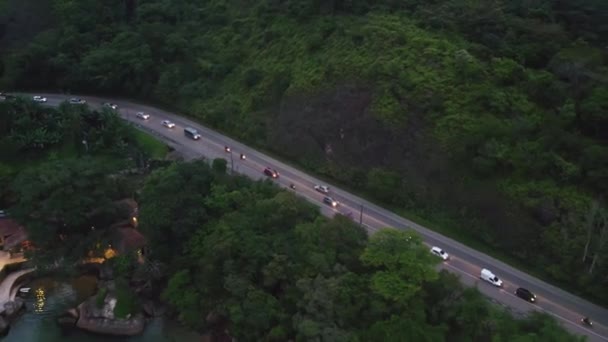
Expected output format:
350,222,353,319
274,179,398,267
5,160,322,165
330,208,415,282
264,167,279,178
515,287,536,303
323,196,338,207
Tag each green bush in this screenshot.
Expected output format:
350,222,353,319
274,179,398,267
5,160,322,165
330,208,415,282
96,287,108,308
113,279,138,318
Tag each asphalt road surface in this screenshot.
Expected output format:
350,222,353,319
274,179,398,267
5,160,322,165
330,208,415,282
19,93,608,341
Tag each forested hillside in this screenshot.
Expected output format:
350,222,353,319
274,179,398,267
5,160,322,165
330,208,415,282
137,160,581,341
1,0,607,304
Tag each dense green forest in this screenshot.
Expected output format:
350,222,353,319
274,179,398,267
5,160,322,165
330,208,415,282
1,0,607,304
0,98,582,340
137,160,582,341
0,98,166,260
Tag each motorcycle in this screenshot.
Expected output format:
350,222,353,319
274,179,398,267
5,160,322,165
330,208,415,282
581,317,593,327
289,183,296,190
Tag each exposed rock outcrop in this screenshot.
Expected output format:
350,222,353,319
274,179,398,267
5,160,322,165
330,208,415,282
57,307,80,327
74,291,144,336
3,298,24,320
57,315,78,327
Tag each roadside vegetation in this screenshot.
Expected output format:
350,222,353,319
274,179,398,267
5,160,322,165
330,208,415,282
0,96,582,340
1,0,607,305
139,160,581,341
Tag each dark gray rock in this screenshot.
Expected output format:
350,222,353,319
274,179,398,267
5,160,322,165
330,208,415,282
142,300,166,317
0,316,9,336
57,315,78,327
3,298,25,320
74,293,145,336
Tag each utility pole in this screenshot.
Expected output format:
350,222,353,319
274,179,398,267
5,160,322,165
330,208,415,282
359,203,364,226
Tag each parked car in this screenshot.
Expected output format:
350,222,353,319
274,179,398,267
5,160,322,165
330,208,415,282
314,185,330,194
103,102,118,109
515,287,536,303
430,246,449,261
480,268,503,287
323,196,338,207
136,112,150,120
161,120,175,128
69,98,86,104
264,167,279,178
33,96,47,103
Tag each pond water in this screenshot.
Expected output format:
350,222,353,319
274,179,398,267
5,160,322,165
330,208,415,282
3,276,199,342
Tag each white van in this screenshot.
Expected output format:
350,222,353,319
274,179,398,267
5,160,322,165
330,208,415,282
480,268,503,287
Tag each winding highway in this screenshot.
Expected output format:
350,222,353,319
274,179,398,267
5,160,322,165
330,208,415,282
17,93,608,341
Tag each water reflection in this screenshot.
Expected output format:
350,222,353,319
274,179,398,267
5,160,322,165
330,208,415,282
3,276,199,342
34,287,45,313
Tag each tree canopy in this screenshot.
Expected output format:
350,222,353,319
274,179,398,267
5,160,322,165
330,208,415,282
1,99,160,264
10,157,130,264
139,161,582,341
1,0,607,304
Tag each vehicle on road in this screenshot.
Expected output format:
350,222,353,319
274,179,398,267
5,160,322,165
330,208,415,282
69,98,86,104
289,183,296,190
430,246,449,261
136,112,150,120
314,185,330,194
161,120,175,128
184,127,201,140
33,96,47,103
581,317,593,327
323,196,338,207
480,268,503,287
225,146,231,152
264,167,279,178
515,287,536,303
103,102,118,109
240,153,246,160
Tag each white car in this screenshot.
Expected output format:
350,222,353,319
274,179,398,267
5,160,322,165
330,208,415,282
103,102,118,110
314,185,330,194
33,96,47,103
480,268,503,287
69,98,86,104
136,112,150,120
430,246,449,261
161,120,175,128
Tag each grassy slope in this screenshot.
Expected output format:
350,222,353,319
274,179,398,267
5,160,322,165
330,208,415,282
132,129,169,159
